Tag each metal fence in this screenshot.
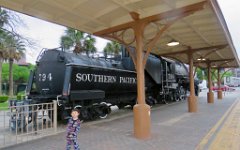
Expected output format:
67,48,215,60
0,101,57,148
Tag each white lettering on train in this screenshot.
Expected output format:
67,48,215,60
75,73,136,84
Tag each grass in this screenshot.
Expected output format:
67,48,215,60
0,101,9,110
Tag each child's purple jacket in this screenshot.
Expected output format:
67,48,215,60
66,118,81,140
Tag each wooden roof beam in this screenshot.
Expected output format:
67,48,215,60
159,44,227,56
130,12,140,21
218,65,238,68
194,58,234,64
94,1,207,36
203,46,226,58
163,1,210,46
164,0,226,60
218,61,232,67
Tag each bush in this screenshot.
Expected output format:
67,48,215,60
17,93,25,100
0,95,9,103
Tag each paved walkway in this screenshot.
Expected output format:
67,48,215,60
1,89,240,150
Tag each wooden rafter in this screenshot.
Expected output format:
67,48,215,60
160,55,185,65
203,45,227,58
160,44,227,56
218,60,234,67
143,16,184,66
194,58,234,64
130,12,140,21
162,0,223,59
154,2,222,61
94,1,206,36
220,65,238,68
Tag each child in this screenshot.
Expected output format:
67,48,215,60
66,109,81,150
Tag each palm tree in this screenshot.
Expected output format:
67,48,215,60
61,28,97,56
4,35,25,97
103,42,113,59
83,34,96,57
0,30,8,95
112,41,121,57
103,41,121,58
0,7,10,28
0,8,10,95
60,28,84,53
0,7,30,96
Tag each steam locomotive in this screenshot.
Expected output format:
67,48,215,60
13,47,199,121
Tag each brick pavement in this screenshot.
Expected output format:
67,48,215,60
2,89,240,150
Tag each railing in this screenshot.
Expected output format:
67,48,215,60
0,101,58,148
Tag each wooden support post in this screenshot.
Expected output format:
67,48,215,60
93,2,208,140
187,51,197,112
133,23,151,139
217,68,223,99
207,62,214,103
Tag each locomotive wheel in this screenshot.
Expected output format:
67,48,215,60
178,86,186,101
172,91,178,102
98,102,110,119
169,92,175,102
79,108,89,120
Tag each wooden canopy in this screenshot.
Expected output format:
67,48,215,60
0,0,239,68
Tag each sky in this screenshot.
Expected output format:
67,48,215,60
218,0,240,57
12,0,240,64
17,15,109,64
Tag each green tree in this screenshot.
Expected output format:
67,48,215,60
0,7,32,96
196,68,207,80
103,41,121,58
0,8,9,26
196,67,233,86
103,42,113,58
0,30,9,95
112,41,121,57
83,34,96,56
4,34,26,97
60,28,84,53
61,28,97,56
2,63,34,83
0,8,11,95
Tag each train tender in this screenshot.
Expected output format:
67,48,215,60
14,48,199,121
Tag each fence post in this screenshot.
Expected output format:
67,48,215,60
53,100,57,133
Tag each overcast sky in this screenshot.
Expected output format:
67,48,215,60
14,0,240,64
18,15,109,64
218,0,240,56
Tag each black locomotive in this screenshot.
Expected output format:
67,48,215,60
12,47,199,122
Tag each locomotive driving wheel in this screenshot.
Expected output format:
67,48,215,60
177,86,186,101
98,102,111,119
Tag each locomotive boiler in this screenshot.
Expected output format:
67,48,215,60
21,47,199,121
